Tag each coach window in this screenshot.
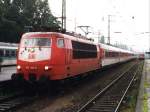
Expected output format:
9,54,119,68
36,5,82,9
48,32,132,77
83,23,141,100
11,50,16,57
5,50,10,57
57,39,64,48
0,50,3,56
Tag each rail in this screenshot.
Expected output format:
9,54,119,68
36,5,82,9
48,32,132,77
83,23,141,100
77,61,143,112
0,64,16,67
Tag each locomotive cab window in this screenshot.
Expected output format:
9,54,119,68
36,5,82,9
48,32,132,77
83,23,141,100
22,38,51,47
57,39,64,48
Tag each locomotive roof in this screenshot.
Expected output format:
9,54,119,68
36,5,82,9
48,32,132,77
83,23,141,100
61,33,95,44
22,32,96,45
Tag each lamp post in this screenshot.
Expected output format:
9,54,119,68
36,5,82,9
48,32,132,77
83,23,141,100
107,15,135,45
61,0,66,32
134,32,150,56
107,15,119,45
108,15,111,45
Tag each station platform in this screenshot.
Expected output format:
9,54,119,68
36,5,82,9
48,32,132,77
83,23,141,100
0,66,16,82
136,59,150,112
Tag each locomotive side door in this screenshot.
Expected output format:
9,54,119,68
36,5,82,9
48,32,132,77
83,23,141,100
53,37,66,65
65,39,71,65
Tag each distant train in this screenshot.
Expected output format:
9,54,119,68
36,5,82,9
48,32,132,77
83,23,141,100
12,32,136,83
0,42,18,65
138,53,145,60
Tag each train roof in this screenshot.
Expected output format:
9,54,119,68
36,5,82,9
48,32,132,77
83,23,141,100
99,43,134,54
0,42,18,49
22,32,135,54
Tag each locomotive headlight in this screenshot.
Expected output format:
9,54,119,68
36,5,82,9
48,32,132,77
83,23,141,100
44,66,52,71
17,65,21,70
44,66,49,70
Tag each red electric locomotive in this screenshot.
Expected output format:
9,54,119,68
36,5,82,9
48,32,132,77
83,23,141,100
12,32,101,83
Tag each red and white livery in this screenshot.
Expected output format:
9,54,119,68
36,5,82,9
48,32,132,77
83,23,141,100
12,32,135,83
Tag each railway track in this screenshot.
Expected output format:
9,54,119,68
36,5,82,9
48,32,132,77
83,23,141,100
0,94,36,112
0,80,13,93
76,61,144,112
0,81,26,112
0,64,16,67
0,83,38,112
0,79,37,112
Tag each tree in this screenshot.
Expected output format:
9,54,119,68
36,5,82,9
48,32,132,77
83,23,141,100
100,36,105,44
0,0,60,43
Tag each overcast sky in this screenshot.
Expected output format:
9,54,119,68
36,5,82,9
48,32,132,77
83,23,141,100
48,0,150,52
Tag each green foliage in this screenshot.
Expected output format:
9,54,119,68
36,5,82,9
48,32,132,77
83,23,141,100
100,36,105,44
0,0,60,43
144,81,150,88
143,93,148,112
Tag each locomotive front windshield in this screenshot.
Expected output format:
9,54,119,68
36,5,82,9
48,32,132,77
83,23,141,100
21,38,51,47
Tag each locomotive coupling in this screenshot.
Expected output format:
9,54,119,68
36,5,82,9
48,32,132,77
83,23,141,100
39,75,49,84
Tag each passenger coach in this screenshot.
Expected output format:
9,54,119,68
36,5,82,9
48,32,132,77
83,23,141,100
100,43,135,66
0,42,17,65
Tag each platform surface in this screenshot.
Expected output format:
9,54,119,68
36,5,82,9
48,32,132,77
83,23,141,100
0,66,16,82
136,59,150,112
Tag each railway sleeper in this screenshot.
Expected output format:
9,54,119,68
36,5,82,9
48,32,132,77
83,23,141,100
88,108,114,112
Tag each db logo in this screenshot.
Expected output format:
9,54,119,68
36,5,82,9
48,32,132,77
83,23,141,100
28,53,35,59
